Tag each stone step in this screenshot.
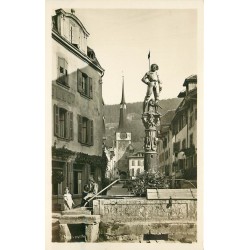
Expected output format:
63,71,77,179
59,214,100,224
62,208,91,215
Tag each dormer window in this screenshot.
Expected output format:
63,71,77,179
70,22,79,48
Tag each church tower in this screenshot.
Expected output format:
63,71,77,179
115,75,132,178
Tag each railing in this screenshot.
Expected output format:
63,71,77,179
83,178,121,207
173,179,197,188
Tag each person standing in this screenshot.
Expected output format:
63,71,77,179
63,187,74,210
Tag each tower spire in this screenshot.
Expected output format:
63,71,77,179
118,73,127,131
120,73,126,105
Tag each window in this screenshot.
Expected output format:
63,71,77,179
54,105,73,140
77,69,93,98
78,115,93,145
132,160,135,166
131,168,135,176
179,159,185,170
136,168,140,176
165,151,168,160
182,139,186,150
173,141,180,153
70,23,79,47
183,114,187,127
73,171,82,194
52,181,62,196
57,57,68,86
190,102,193,112
163,138,167,148
52,167,64,195
190,133,193,147
189,115,193,128
195,108,197,120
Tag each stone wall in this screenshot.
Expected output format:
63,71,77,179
93,198,197,222
93,197,197,242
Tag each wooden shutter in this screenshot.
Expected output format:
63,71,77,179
90,120,94,145
78,115,82,143
66,111,73,140
85,77,89,97
54,105,59,136
77,69,83,94
87,119,93,145
58,57,64,82
69,112,73,140
64,60,68,85
63,18,69,39
72,26,79,45
89,77,93,99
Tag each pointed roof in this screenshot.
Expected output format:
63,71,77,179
120,75,126,105
117,75,128,132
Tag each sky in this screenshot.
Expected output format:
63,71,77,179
73,8,197,105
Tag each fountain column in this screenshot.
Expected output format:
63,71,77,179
142,100,161,173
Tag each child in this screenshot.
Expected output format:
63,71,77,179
63,187,75,210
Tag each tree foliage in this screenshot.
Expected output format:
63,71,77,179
128,171,170,196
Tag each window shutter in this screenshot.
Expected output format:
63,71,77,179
69,112,73,140
64,60,68,85
77,69,83,94
54,105,59,136
65,111,70,140
87,119,91,145
87,119,93,145
58,57,64,82
89,77,93,99
90,120,94,145
86,77,89,97
78,115,82,143
72,26,79,45
63,18,69,39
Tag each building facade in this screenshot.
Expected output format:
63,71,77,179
128,151,144,179
157,110,176,176
51,9,105,210
171,75,197,182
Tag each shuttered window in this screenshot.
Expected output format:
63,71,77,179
54,104,73,140
78,115,94,146
71,26,79,46
57,57,68,86
77,69,93,99
89,77,93,99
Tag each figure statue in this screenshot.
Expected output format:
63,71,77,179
142,64,162,113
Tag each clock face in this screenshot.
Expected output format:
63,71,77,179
120,132,127,139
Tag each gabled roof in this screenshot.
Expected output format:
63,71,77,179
128,150,144,158
87,47,103,70
160,110,176,126
55,9,90,36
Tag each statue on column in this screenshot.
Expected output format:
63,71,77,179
142,63,162,113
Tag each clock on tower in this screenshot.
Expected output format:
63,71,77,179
120,132,127,139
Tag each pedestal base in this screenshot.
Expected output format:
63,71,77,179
144,152,158,173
